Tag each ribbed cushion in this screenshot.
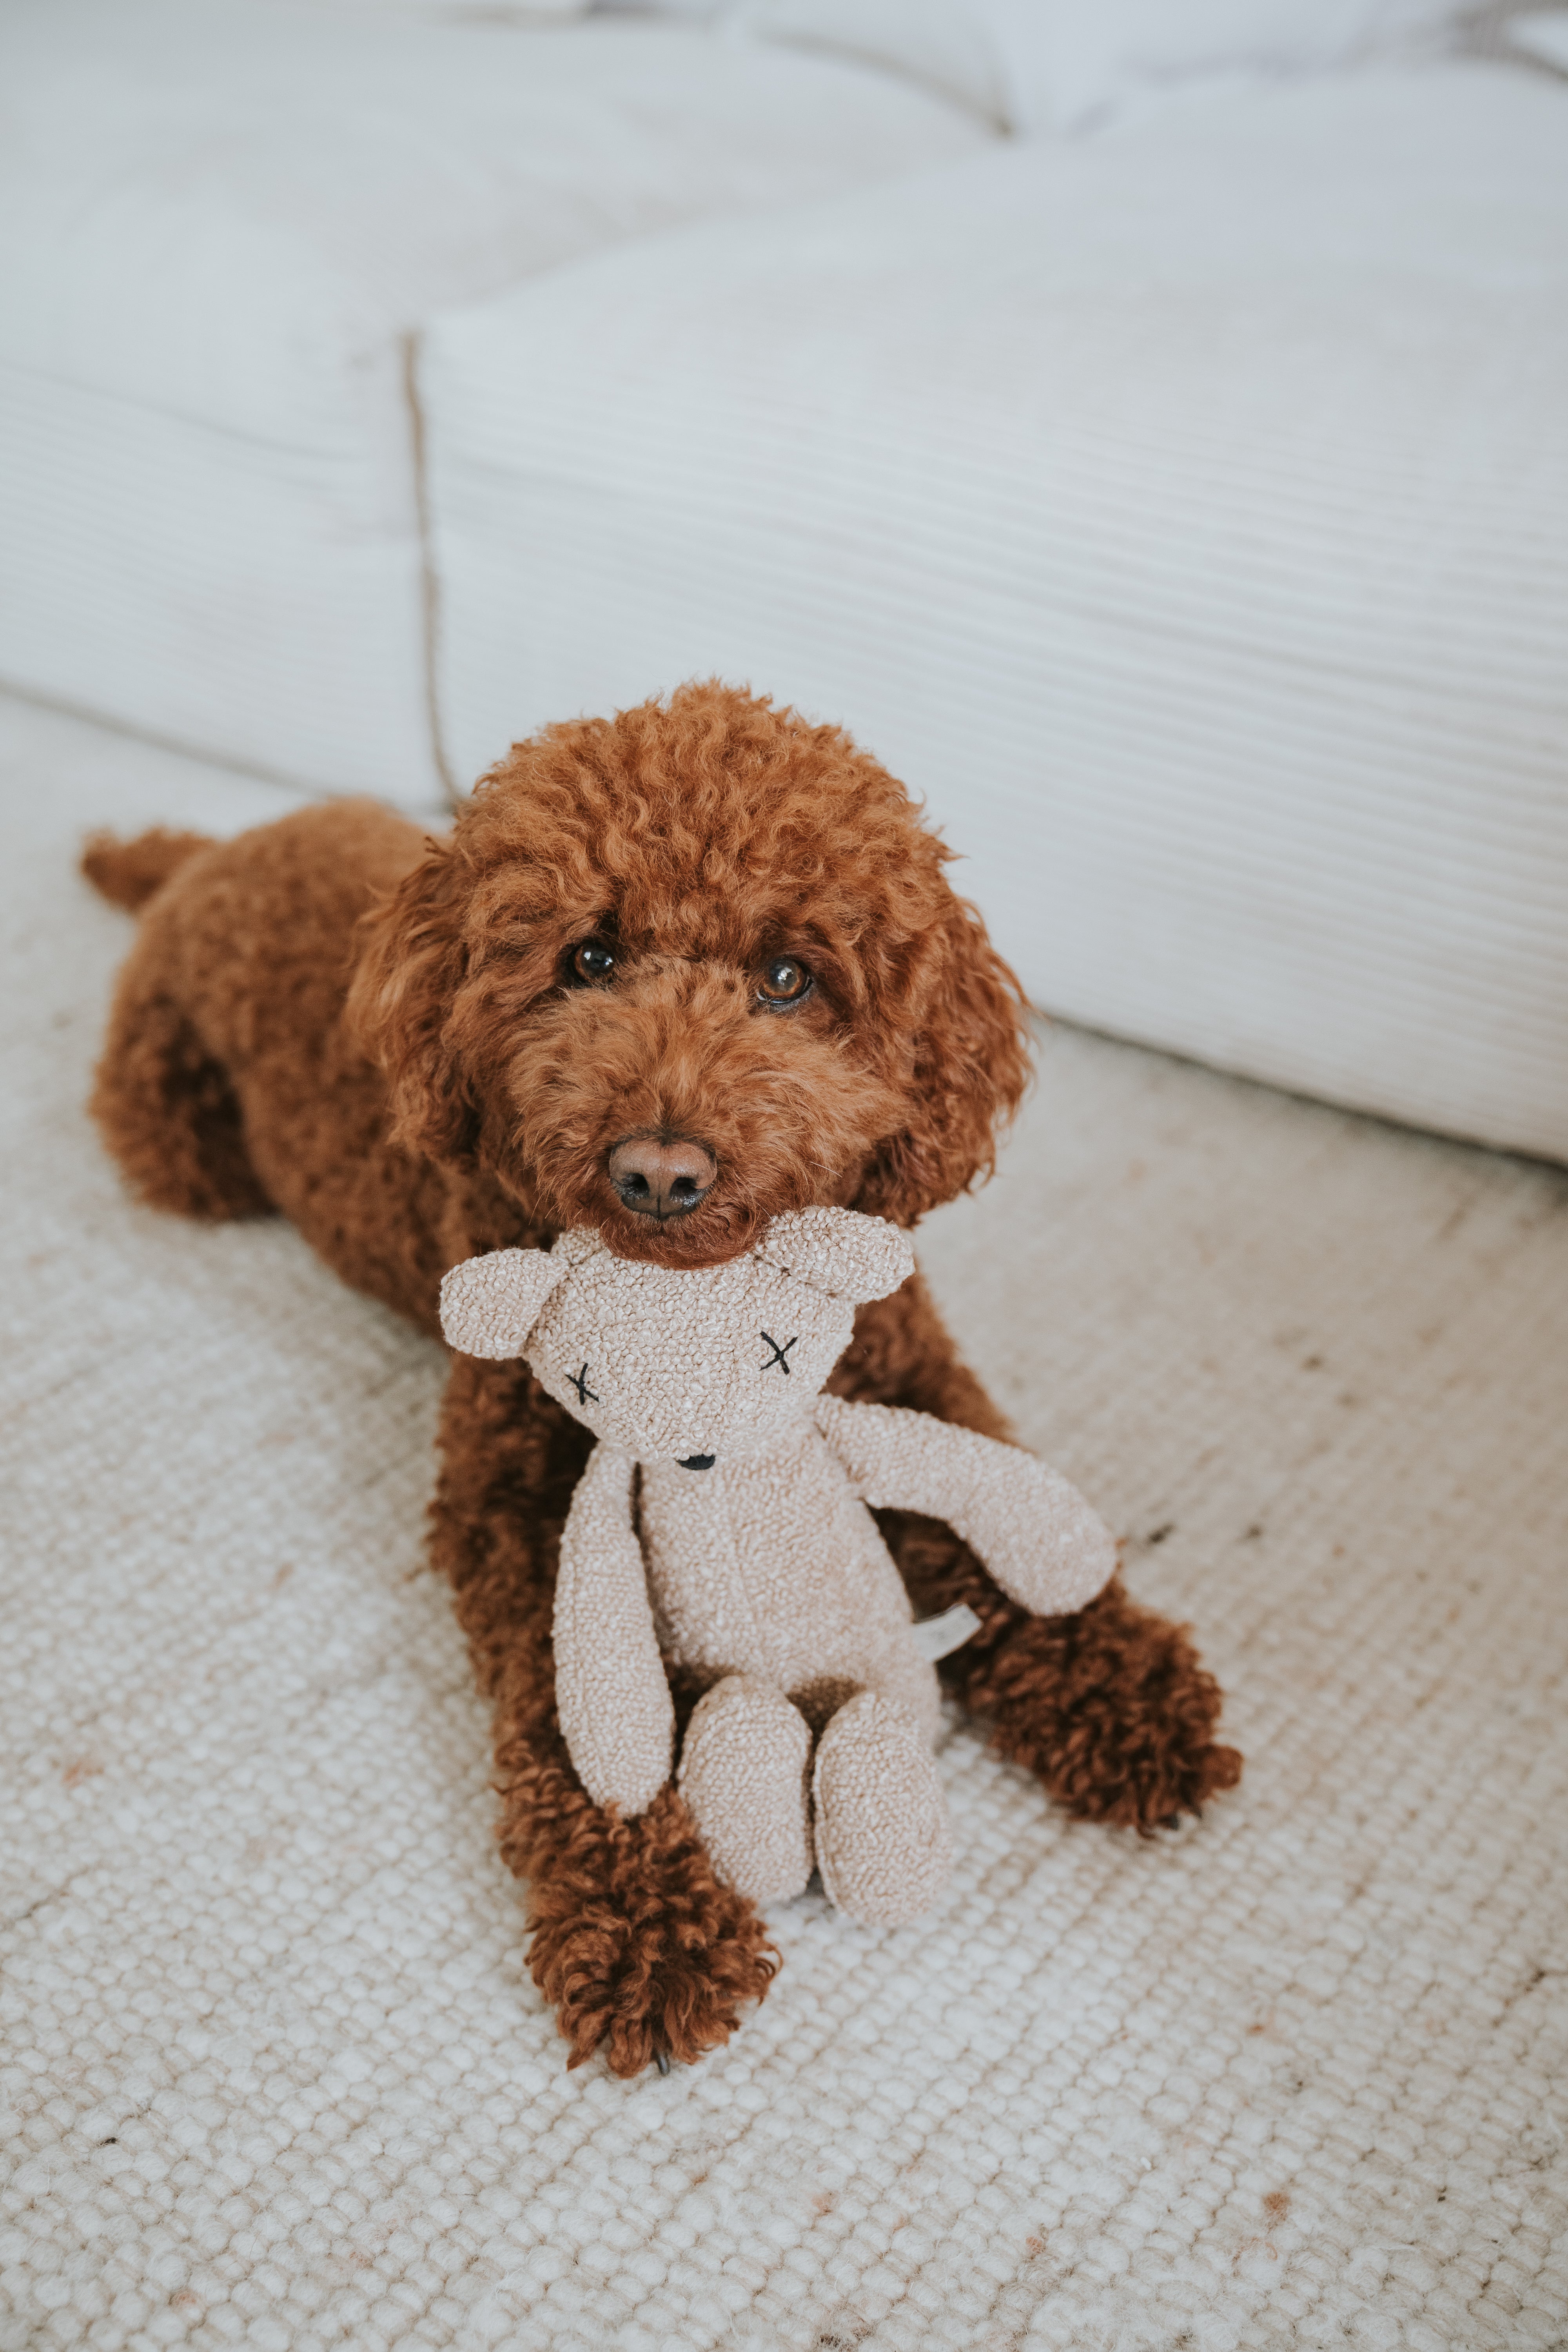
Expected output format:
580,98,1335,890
0,0,986,804
424,62,1568,1160
0,359,439,804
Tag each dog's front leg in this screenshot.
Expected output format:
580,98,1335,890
829,1271,1242,1832
428,1355,777,2074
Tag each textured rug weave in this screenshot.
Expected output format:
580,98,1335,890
2,694,1566,2352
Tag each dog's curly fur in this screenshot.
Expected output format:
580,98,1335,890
85,682,1240,2074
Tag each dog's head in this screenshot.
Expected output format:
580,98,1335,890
439,1207,914,1465
350,683,1031,1267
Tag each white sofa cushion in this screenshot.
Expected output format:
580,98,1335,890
0,0,986,806
422,62,1568,1160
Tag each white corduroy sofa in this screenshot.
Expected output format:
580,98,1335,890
3,2,1566,1162
0,0,987,805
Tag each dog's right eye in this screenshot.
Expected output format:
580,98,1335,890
567,940,616,986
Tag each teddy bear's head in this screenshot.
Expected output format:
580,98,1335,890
440,1207,913,1468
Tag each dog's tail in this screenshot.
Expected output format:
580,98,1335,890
81,827,212,913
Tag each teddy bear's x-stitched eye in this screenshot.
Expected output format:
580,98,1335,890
757,955,811,1007
568,940,616,986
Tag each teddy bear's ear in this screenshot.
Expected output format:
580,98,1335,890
754,1208,915,1305
440,1247,569,1361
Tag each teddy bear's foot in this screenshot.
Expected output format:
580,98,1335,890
677,1674,814,1904
812,1690,953,1927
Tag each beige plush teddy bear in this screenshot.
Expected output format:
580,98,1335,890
439,1208,1116,1928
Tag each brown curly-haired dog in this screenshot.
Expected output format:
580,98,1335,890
85,681,1240,2075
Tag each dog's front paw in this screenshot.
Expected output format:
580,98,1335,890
950,1577,1243,1833
525,1785,779,2076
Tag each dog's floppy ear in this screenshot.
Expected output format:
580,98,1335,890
755,1208,914,1304
440,1248,568,1360
347,832,479,1168
857,890,1032,1225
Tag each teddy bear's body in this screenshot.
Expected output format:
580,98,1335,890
637,1414,941,1742
441,1208,1117,1926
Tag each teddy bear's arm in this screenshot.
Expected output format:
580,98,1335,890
553,1442,675,1819
815,1395,1117,1618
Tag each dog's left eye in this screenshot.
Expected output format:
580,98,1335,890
757,956,811,1007
568,940,616,985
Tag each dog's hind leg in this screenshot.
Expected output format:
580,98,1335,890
89,944,272,1222
84,828,272,1223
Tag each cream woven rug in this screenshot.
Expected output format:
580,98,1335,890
3,694,1566,2352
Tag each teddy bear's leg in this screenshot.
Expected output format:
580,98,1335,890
430,1356,778,2076
812,1692,953,1929
677,1676,814,1905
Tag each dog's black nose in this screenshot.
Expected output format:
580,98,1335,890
678,1454,716,1471
607,1132,717,1220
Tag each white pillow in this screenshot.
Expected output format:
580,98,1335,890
743,0,1469,129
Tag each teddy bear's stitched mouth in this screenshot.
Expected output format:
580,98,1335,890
677,1454,717,1472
